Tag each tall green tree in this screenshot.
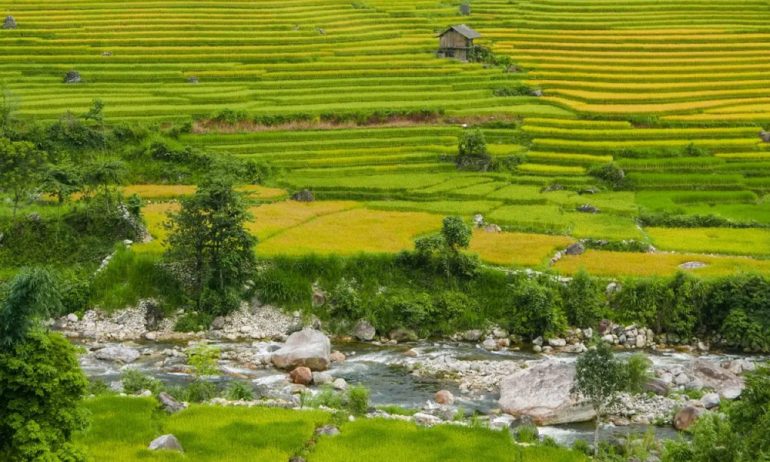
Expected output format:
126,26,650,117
165,176,257,314
0,138,48,217
456,128,491,170
572,342,628,456
0,268,88,461
0,268,62,346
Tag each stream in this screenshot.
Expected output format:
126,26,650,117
78,338,759,447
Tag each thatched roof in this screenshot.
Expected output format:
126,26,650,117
438,24,481,39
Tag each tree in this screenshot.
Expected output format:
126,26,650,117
589,162,625,189
0,138,49,217
165,176,257,314
0,268,62,347
0,268,88,461
42,162,83,204
413,216,478,280
441,216,471,252
572,342,628,456
563,269,603,328
456,128,491,170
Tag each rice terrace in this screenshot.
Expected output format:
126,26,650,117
1,0,770,461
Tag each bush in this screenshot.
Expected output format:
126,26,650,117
174,311,214,333
508,277,566,339
225,381,255,401
513,424,539,443
185,380,218,403
0,331,89,462
456,129,491,171
121,369,163,395
624,353,652,394
563,269,603,328
346,385,370,416
590,162,626,189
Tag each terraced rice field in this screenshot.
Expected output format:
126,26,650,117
4,0,770,276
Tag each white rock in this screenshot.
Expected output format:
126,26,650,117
701,393,720,409
413,412,442,426
148,434,183,452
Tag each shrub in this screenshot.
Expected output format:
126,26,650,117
0,331,89,462
625,353,652,394
187,344,221,377
174,311,214,332
513,424,539,443
590,162,626,189
508,277,566,338
346,385,370,416
225,381,255,401
563,269,604,328
185,380,218,403
456,129,491,171
121,369,163,395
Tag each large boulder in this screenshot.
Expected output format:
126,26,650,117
499,360,595,425
692,359,743,394
95,345,140,363
3,16,17,29
271,328,330,371
673,406,701,431
352,320,376,341
289,366,313,385
760,130,770,143
158,392,186,413
148,434,183,452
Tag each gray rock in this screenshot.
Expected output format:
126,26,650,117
464,329,483,342
679,261,707,270
760,130,770,143
211,316,226,330
576,204,599,214
564,243,585,256
95,345,140,363
532,336,543,347
685,378,704,391
499,360,595,425
492,327,509,339
674,373,690,386
158,392,185,413
701,393,720,409
148,434,183,452
482,338,498,350
547,338,567,347
582,328,593,339
352,320,376,341
413,412,442,426
3,16,16,29
692,359,743,393
315,425,340,436
291,189,314,202
389,328,418,342
644,378,670,396
312,371,333,385
67,313,79,323
271,328,331,371
63,70,81,84
721,386,742,400
332,378,348,391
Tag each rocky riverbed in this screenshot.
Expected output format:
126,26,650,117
54,301,764,446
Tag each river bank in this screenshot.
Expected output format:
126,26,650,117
54,301,763,446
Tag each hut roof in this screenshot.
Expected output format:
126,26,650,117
438,24,481,40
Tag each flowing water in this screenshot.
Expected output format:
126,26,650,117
77,338,761,446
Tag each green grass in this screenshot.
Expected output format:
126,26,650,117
307,419,588,462
78,396,330,462
77,397,586,462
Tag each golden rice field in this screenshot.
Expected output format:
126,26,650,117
6,0,770,277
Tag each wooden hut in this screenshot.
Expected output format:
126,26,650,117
437,24,480,61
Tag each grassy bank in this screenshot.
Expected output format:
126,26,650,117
76,396,588,462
